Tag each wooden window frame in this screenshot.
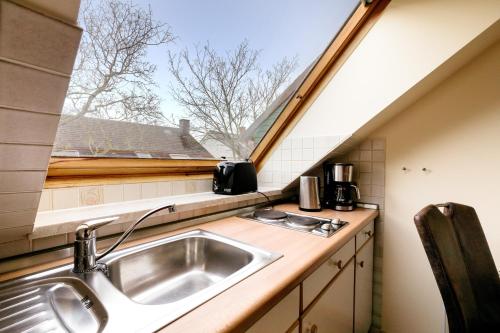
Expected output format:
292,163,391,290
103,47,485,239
45,158,218,188
45,0,389,188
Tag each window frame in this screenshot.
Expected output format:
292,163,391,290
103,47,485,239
45,0,389,188
45,158,218,187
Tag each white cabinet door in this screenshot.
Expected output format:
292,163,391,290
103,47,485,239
354,238,374,333
356,221,374,251
247,286,300,333
303,239,355,309
302,260,354,333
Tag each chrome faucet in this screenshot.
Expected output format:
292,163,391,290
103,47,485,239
73,203,176,273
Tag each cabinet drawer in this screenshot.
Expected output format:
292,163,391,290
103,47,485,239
246,286,300,333
302,238,355,309
302,260,355,333
356,220,374,251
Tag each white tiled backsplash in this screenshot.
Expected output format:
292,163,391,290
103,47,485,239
333,138,386,330
39,178,214,212
258,134,386,330
258,135,348,188
296,137,386,330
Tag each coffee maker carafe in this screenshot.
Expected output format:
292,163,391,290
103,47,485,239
324,163,360,211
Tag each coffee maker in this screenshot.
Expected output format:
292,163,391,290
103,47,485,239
324,163,360,211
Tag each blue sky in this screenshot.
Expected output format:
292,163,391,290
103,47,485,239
124,0,358,118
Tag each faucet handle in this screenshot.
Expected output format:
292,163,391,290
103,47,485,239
75,216,119,240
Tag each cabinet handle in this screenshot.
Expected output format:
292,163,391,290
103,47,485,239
329,259,342,269
364,230,373,237
358,260,365,268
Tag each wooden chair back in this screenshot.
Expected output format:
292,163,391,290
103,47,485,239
414,203,500,333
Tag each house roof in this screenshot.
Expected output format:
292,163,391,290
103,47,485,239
200,130,240,143
53,115,214,159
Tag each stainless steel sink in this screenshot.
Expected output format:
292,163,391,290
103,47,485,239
0,276,107,333
106,233,255,305
0,230,281,332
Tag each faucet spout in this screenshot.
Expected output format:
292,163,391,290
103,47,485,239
96,203,176,261
73,203,176,273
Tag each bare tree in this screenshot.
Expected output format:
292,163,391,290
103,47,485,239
168,41,297,158
63,0,174,125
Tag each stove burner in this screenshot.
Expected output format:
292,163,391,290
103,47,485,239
241,210,349,238
284,215,320,230
288,215,320,225
284,220,317,230
254,209,288,220
256,216,287,223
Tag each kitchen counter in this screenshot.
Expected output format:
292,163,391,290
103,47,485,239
0,203,377,332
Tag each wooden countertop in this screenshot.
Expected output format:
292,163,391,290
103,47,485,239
159,204,377,332
0,203,377,332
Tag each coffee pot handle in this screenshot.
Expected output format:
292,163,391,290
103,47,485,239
350,184,361,200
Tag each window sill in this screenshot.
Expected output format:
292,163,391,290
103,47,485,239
32,188,283,242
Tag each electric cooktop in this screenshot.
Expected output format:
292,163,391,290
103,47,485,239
239,209,348,238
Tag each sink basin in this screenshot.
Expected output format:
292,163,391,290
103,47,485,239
104,230,280,306
106,235,254,304
0,229,281,332
0,277,107,333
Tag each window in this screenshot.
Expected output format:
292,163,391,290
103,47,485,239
49,0,386,181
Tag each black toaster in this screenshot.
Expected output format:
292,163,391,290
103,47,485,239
212,160,257,195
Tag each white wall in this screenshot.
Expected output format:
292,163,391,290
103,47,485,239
372,41,500,333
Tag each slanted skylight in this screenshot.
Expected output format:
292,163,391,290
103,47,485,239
54,0,359,160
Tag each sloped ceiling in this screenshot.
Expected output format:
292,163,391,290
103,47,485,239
14,0,80,23
0,0,81,242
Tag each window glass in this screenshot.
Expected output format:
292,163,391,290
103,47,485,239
54,0,359,160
